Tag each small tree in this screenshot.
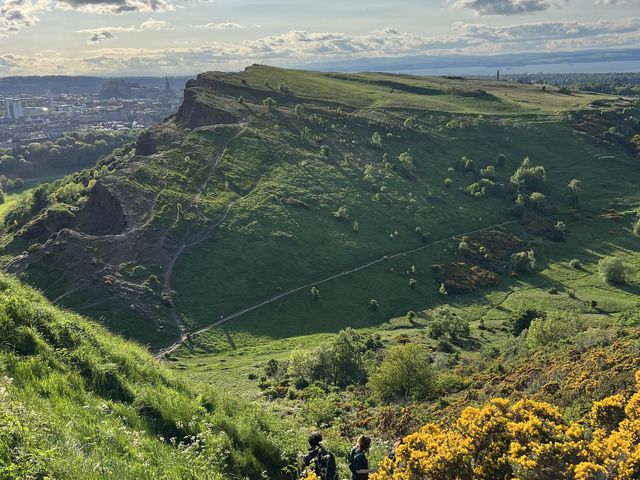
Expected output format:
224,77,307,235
551,221,567,241
370,344,436,402
428,306,469,341
333,206,349,220
353,221,359,233
527,310,583,349
370,299,380,311
294,104,304,116
496,153,507,167
409,278,417,289
598,256,629,284
633,219,640,236
263,97,276,110
311,286,320,302
398,151,415,176
371,132,382,148
567,179,581,206
511,250,536,273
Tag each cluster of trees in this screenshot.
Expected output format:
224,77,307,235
0,129,135,178
371,370,640,480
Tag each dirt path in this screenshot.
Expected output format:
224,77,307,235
162,125,247,341
155,218,519,358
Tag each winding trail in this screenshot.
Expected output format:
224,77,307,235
155,217,519,358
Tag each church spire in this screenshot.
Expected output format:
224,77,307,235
165,75,171,92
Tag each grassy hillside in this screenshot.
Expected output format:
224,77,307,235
0,66,638,352
0,273,297,479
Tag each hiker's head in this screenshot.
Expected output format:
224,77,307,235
356,435,371,452
308,431,323,447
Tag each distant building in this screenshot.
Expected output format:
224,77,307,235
497,70,500,81
4,99,24,120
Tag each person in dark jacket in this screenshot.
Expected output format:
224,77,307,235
347,435,377,480
302,431,337,480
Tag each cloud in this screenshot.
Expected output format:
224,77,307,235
77,17,170,43
55,0,172,14
0,0,50,37
453,17,640,43
88,30,113,43
3,19,640,75
595,0,630,4
195,22,245,29
451,0,558,15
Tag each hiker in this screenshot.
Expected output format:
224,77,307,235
348,435,377,480
388,437,403,461
302,431,337,480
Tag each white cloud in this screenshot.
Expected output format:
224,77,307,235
55,0,172,14
452,0,559,15
0,0,50,37
195,22,245,29
77,17,170,43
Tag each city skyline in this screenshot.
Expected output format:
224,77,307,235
1,0,640,76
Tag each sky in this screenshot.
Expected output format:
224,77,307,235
1,0,639,76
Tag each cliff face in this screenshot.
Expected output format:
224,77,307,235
76,181,127,235
175,78,246,128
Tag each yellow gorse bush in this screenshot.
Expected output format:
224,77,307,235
371,370,640,480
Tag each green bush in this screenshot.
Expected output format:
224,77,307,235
428,306,469,341
598,256,629,284
526,310,584,349
370,344,436,402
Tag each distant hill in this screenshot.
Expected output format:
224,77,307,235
0,75,194,95
0,65,638,351
301,47,640,75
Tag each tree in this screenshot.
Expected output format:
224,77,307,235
527,310,583,349
294,104,304,116
528,192,546,212
480,165,496,179
370,344,436,402
598,256,629,284
311,286,320,302
409,278,417,289
510,306,544,336
428,306,469,341
332,206,349,220
263,97,276,110
633,219,640,236
551,221,567,241
567,178,581,206
371,132,382,148
510,158,546,194
398,151,415,176
496,153,507,167
370,299,380,311
510,250,536,273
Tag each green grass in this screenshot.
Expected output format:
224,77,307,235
0,273,299,479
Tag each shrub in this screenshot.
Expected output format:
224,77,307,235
569,259,582,269
311,286,320,301
332,206,349,220
428,306,469,341
510,158,546,194
633,219,640,236
369,344,437,402
480,165,495,179
370,299,380,311
510,250,536,273
262,97,276,110
409,278,417,289
398,151,415,176
371,131,382,147
370,371,640,480
526,310,583,349
528,192,546,211
598,256,629,284
551,221,567,241
444,178,452,188
496,153,506,167
510,306,544,336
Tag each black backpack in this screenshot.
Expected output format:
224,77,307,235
311,446,337,480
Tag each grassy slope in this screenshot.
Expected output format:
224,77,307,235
170,66,639,347
0,273,298,479
2,66,637,351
